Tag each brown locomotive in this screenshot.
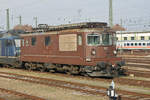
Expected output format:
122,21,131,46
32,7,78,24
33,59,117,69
20,22,125,77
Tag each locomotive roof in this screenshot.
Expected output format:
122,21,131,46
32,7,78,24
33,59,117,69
21,27,114,37
33,22,108,32
21,22,115,37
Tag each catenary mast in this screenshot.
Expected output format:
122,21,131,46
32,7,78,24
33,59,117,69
109,0,113,27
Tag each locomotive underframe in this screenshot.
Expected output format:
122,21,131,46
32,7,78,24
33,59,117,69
22,60,125,77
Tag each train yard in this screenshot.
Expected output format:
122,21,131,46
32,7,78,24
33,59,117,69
0,0,149,100
0,23,149,100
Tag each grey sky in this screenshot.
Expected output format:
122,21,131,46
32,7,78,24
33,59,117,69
0,0,150,30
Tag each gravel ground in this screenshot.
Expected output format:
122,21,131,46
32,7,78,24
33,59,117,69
0,72,107,100
0,68,149,99
0,90,32,100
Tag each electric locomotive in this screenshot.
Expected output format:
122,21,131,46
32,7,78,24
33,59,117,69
20,22,125,77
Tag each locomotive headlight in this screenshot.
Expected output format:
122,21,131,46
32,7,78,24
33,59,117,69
113,50,117,55
91,50,96,55
86,58,91,62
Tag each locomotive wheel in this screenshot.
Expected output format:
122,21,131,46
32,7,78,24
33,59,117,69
49,69,56,73
83,73,89,77
106,66,111,75
25,66,32,71
38,67,45,72
66,71,71,75
25,63,32,71
4,64,10,68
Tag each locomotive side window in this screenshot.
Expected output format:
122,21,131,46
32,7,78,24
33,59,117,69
31,37,36,46
25,40,29,46
45,36,51,46
78,35,82,45
135,43,137,46
87,34,100,46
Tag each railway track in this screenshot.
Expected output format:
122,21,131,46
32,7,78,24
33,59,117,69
125,59,150,64
2,67,150,89
126,63,150,69
118,54,150,78
0,71,149,100
0,97,5,100
126,68,150,78
119,55,150,69
0,87,45,100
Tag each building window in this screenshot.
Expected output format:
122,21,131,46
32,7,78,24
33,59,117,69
124,37,127,40
45,36,51,46
31,37,36,46
141,36,145,40
78,35,82,45
131,37,135,40
147,43,150,46
116,37,118,41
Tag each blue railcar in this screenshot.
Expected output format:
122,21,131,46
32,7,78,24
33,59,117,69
0,36,21,67
0,36,20,56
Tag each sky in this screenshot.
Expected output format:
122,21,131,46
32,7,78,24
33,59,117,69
0,0,150,30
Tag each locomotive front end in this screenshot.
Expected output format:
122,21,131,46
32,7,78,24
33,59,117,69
84,30,125,77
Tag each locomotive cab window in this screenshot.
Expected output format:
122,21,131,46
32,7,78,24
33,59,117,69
22,39,24,46
31,37,36,46
45,36,51,46
87,33,113,46
14,39,21,47
87,33,100,46
102,34,112,45
5,39,13,46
